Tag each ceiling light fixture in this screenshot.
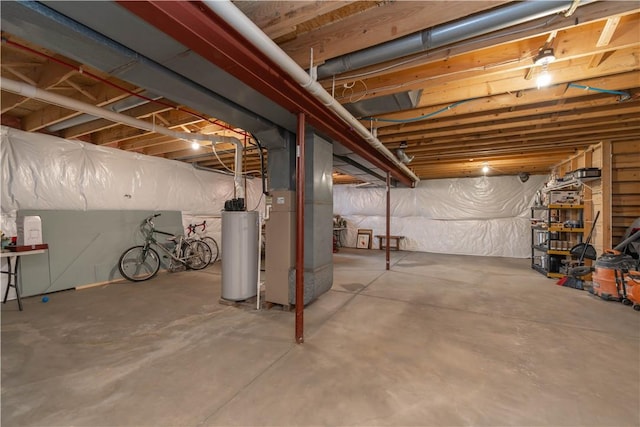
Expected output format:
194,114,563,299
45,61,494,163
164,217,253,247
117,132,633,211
482,163,490,174
534,47,555,89
534,47,556,66
191,140,200,150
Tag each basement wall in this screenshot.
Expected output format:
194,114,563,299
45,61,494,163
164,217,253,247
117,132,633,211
0,125,262,237
333,174,547,258
1,126,262,298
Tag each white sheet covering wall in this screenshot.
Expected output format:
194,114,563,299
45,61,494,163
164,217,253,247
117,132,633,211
334,174,547,258
0,126,264,301
0,125,263,236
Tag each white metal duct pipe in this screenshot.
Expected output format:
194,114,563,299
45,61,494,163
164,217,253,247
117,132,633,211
203,0,420,185
1,77,245,199
315,0,596,79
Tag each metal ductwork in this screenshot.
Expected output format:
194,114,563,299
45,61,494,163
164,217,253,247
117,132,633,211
344,90,422,118
316,0,594,79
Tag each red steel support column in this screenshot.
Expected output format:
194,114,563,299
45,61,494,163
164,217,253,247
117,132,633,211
386,171,391,271
295,112,305,344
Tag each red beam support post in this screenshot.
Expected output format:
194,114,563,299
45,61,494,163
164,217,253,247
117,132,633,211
386,171,391,271
295,112,305,344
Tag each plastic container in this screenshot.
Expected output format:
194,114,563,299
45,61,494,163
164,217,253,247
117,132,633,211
17,215,43,246
591,251,636,301
623,273,640,311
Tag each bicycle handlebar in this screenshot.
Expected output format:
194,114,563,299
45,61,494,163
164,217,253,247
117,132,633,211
186,220,207,236
143,213,162,229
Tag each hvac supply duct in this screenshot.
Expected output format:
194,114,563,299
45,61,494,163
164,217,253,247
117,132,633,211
202,0,419,185
1,77,244,200
316,0,595,79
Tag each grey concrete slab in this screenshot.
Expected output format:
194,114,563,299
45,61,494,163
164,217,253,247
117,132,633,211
2,249,639,426
208,295,639,426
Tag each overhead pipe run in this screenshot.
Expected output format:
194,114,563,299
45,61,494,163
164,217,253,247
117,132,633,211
1,77,245,199
202,0,419,185
316,0,595,79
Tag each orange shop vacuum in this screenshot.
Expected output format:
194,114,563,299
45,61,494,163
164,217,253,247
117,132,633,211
590,228,640,304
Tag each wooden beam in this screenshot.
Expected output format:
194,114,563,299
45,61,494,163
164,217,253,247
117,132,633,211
2,65,38,86
37,59,77,89
334,41,640,105
0,91,29,114
282,1,510,66
61,101,176,138
22,81,139,131
236,1,361,40
597,16,622,47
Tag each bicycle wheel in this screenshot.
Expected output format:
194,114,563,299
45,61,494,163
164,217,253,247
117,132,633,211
201,237,219,264
184,240,212,270
118,246,160,282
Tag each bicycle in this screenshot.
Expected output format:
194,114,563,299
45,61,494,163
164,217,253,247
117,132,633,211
186,220,219,265
118,213,212,282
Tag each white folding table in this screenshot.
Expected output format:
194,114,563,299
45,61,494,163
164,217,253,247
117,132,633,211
1,249,47,311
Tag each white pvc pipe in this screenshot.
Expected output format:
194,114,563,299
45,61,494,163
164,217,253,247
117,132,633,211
1,77,245,199
202,0,420,185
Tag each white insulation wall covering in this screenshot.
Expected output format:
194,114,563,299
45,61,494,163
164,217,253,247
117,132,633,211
334,174,547,258
0,125,263,237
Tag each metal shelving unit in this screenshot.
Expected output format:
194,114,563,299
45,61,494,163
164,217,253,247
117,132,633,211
531,204,584,278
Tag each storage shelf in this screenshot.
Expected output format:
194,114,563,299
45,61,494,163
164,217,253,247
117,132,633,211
531,200,583,279
531,264,565,278
532,245,572,255
533,204,584,210
548,226,585,233
548,204,584,209
542,177,598,193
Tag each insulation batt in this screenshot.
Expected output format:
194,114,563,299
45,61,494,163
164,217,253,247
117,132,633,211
0,126,263,238
334,174,547,258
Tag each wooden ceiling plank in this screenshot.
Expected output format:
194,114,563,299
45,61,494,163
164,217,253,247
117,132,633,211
320,3,640,83
391,122,640,150
376,92,637,136
371,71,639,127
281,1,510,66
22,80,139,131
236,1,360,40
394,129,640,158
0,91,28,114
597,16,622,47
336,35,640,105
2,65,38,86
65,80,97,102
62,102,176,139
93,110,205,146
380,105,640,142
37,59,77,89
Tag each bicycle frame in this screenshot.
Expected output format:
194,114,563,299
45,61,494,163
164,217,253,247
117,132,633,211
141,219,192,269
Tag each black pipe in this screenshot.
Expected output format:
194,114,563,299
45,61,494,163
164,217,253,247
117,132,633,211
249,134,268,195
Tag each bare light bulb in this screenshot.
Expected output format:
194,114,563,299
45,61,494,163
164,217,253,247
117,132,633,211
482,165,490,174
537,69,552,88
191,141,200,150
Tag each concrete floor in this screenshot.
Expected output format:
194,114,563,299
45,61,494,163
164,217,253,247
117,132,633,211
2,249,639,426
